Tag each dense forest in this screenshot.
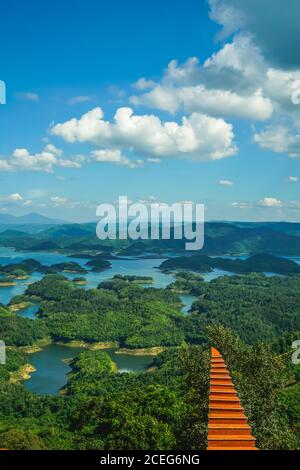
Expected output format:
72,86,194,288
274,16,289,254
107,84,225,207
0,270,300,449
0,326,298,450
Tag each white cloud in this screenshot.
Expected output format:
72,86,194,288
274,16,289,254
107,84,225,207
0,160,12,171
232,202,251,209
51,107,237,162
219,179,234,186
17,92,39,101
58,159,82,169
289,176,298,183
208,0,300,70
128,29,300,160
51,196,69,206
133,78,156,91
91,149,143,168
44,144,63,156
0,145,83,172
130,36,272,120
23,199,33,207
8,193,23,202
258,197,282,208
130,86,181,114
182,87,272,120
254,126,300,158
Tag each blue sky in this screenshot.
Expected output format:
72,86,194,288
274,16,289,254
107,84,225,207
0,0,300,222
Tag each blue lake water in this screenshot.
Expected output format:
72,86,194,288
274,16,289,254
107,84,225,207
18,303,40,319
179,294,197,314
25,344,155,395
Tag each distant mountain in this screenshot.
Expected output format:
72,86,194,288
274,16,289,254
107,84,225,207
0,212,68,225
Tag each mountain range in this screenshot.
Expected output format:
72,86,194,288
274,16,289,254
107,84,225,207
0,212,68,226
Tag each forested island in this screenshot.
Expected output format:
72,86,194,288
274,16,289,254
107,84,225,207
0,259,87,278
160,253,300,275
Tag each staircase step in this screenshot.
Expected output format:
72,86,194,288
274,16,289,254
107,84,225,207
208,425,252,436
209,416,248,425
207,447,258,451
210,395,240,402
211,363,228,370
209,404,243,411
209,424,250,430
208,436,256,448
210,387,237,394
211,371,229,376
211,381,233,387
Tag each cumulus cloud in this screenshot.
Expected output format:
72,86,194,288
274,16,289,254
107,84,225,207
289,176,298,183
208,0,300,70
130,38,273,120
8,193,23,202
91,149,143,168
254,126,300,158
0,145,83,172
258,197,282,208
132,78,156,91
133,85,272,120
219,179,234,186
128,11,300,160
0,193,33,207
50,107,237,162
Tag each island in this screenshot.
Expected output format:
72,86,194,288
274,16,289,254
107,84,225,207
85,255,112,272
160,253,300,275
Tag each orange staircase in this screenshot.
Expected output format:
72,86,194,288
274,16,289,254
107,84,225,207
207,347,258,451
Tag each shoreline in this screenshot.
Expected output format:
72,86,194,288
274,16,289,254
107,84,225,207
115,346,165,356
19,337,52,354
55,340,120,350
10,364,36,383
9,301,33,313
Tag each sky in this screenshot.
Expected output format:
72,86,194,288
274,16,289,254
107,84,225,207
0,0,300,222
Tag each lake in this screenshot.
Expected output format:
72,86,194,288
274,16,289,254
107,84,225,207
25,344,155,395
